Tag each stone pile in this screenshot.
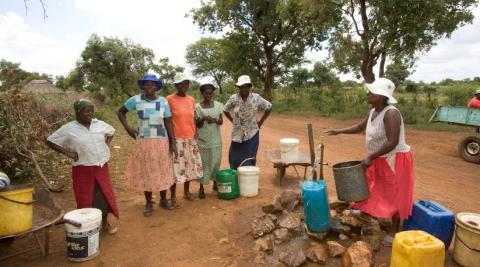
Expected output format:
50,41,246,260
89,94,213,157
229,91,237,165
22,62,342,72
251,190,388,266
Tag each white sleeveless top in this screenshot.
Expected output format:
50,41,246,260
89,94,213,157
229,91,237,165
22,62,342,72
366,105,410,170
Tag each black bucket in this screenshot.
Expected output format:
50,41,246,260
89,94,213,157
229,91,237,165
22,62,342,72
332,161,369,202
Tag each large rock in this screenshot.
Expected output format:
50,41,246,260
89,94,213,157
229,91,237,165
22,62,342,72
306,244,328,264
363,236,382,252
273,228,291,244
327,241,346,258
329,200,349,213
254,236,273,254
361,220,383,251
279,212,302,233
251,214,277,238
330,217,352,234
279,248,307,267
269,190,302,213
341,241,375,267
341,210,365,227
254,252,268,265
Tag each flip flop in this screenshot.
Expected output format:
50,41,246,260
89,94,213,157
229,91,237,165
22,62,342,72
183,192,196,201
198,190,206,199
160,199,174,210
143,203,153,217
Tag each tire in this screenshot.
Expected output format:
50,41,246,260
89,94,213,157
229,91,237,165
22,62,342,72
458,136,480,164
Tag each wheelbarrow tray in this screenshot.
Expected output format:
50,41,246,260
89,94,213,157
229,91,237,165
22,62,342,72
265,148,311,185
0,187,65,259
430,106,480,128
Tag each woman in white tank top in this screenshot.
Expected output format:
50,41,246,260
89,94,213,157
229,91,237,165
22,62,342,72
326,78,414,241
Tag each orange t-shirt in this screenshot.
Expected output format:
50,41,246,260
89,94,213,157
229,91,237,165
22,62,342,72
166,94,196,138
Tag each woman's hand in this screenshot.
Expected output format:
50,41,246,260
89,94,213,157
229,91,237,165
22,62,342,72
126,127,138,139
325,129,341,136
169,139,178,159
66,151,79,161
362,155,374,167
205,116,216,124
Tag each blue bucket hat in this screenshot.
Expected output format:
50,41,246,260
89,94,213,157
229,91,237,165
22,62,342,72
137,74,163,91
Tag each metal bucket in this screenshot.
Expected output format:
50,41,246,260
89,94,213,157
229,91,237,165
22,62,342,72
332,161,369,202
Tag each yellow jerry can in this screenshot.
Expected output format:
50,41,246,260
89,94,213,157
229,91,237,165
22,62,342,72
390,230,445,267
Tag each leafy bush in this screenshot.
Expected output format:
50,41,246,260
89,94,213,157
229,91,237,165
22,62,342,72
443,87,475,106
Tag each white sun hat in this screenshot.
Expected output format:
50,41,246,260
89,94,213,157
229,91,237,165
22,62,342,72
173,73,191,84
363,78,397,104
235,75,252,87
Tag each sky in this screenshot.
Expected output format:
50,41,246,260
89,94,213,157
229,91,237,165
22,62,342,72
0,0,479,83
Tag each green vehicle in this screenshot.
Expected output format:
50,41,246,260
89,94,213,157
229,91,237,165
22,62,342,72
430,106,480,164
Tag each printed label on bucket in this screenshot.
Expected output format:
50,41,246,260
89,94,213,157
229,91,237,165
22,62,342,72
66,226,100,259
218,183,232,193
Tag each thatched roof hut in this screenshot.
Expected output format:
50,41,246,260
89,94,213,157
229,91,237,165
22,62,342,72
23,80,63,94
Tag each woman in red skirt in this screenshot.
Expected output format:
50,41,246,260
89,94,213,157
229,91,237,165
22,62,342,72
47,99,119,234
327,78,414,242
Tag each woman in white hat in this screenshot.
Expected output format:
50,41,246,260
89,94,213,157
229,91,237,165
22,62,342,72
326,78,414,241
223,75,272,169
195,81,223,198
167,73,203,206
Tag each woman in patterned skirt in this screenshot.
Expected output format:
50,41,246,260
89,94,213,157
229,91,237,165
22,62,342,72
195,81,223,198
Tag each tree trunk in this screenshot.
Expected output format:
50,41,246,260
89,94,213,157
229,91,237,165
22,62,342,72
263,47,274,100
378,51,386,78
212,74,223,94
361,55,375,83
359,0,375,83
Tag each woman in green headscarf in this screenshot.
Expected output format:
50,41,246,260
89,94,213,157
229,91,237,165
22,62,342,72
47,99,119,235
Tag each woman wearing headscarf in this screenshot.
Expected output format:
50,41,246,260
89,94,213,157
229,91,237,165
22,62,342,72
223,75,272,169
195,81,223,198
46,98,119,234
326,78,414,242
118,74,176,217
167,73,203,205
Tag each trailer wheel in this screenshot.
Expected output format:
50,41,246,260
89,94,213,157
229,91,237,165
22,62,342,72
458,136,480,164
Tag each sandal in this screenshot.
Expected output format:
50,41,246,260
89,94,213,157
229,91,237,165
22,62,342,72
183,192,196,201
160,199,174,210
143,202,153,217
103,222,118,235
170,198,181,209
198,190,206,199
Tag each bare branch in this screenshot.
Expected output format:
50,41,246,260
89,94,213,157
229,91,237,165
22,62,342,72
349,0,363,37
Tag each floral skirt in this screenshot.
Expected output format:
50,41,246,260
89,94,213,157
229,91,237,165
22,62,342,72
124,139,175,192
351,151,414,220
173,138,203,183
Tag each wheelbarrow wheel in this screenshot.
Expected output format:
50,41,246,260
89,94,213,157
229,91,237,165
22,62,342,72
458,136,480,164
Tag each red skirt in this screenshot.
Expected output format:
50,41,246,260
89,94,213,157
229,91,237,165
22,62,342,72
71,164,119,218
351,152,414,220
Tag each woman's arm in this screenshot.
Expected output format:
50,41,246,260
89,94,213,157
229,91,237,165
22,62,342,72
105,134,114,145
164,117,178,158
45,140,78,161
362,109,401,165
326,114,369,135
117,106,137,139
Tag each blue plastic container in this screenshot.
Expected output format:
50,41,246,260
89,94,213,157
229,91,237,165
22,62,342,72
302,180,330,232
403,200,455,248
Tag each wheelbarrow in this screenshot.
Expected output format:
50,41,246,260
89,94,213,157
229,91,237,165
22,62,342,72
430,106,480,164
0,186,65,260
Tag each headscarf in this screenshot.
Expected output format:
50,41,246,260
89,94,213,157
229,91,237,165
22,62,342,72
73,98,94,118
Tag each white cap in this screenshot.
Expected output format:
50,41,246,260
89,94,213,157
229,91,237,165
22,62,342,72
173,73,190,84
235,75,252,87
363,78,397,104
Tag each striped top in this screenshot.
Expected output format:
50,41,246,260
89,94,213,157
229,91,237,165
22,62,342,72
366,105,410,158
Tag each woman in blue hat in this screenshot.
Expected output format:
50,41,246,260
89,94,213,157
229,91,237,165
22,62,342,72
118,74,177,217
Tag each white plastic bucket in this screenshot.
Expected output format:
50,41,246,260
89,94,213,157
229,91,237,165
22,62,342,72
64,208,102,262
453,212,480,267
280,138,299,163
238,166,260,197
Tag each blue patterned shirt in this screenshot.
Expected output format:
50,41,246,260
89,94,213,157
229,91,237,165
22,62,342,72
124,94,171,139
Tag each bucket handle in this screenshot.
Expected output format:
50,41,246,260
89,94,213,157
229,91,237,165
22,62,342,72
0,194,36,205
281,145,297,153
239,157,256,167
455,232,480,252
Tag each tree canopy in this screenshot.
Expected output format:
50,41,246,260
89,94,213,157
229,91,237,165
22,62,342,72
329,0,476,82
0,59,52,91
191,0,340,99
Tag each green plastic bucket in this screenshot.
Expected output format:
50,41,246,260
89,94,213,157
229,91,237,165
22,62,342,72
216,169,239,200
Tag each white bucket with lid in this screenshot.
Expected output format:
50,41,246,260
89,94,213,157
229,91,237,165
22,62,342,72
238,166,260,197
280,138,299,163
453,212,480,267
64,208,102,262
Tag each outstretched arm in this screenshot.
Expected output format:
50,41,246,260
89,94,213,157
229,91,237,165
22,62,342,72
326,114,369,135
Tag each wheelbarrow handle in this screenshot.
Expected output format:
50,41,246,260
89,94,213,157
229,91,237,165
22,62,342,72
55,218,82,228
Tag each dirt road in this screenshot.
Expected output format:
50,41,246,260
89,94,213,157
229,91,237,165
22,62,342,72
2,114,479,266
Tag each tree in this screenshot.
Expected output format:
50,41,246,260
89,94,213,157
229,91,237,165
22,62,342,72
329,0,476,82
75,34,157,99
404,80,418,94
191,0,340,99
151,57,184,90
423,85,437,102
288,68,311,88
384,60,410,87
185,38,227,93
0,59,52,90
311,61,340,87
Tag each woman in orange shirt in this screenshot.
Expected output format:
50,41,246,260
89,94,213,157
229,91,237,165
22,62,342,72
166,73,203,207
